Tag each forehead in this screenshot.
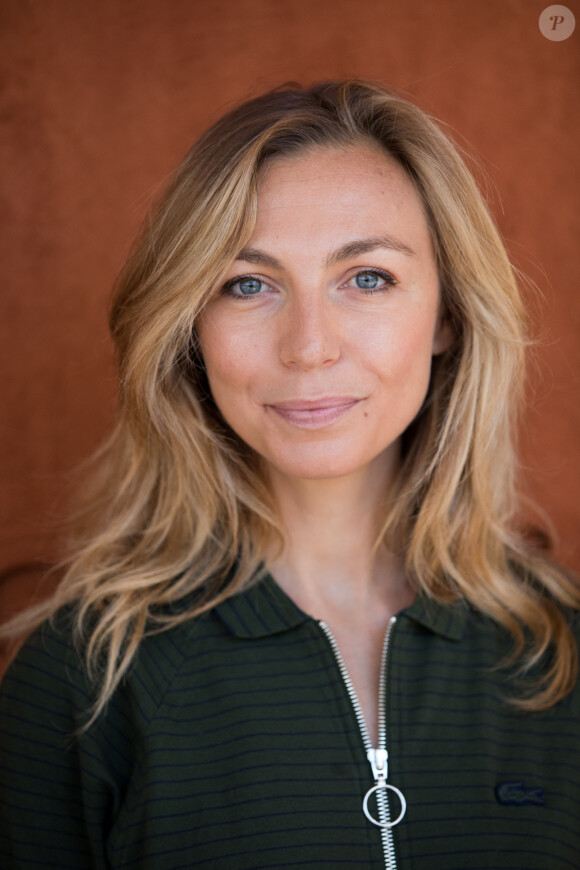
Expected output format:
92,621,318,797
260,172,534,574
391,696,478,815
258,142,417,197
252,143,433,254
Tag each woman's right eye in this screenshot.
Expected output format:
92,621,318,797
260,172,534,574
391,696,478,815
221,275,268,298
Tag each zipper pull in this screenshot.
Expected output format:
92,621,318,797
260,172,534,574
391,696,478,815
367,747,388,781
363,748,407,828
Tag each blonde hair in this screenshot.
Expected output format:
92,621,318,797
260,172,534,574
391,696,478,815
4,79,579,722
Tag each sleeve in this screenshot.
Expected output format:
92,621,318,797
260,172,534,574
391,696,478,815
0,614,123,869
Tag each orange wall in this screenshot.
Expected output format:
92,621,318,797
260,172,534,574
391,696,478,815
1,0,579,618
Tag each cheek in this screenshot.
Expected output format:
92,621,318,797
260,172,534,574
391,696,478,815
200,312,275,388
205,345,243,389
199,318,249,390
363,312,438,386
198,343,252,438
197,322,269,436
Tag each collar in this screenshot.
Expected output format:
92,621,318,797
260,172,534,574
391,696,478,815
403,593,467,641
214,569,467,642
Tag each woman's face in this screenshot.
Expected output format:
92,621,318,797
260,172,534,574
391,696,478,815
196,143,452,484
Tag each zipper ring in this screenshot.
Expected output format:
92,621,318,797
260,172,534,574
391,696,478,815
363,782,407,828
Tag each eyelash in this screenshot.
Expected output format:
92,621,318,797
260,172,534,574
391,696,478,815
220,268,398,300
348,268,398,294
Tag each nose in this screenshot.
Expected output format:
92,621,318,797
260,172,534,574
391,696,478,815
278,289,341,370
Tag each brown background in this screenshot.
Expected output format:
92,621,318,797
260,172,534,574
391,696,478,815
1,0,579,622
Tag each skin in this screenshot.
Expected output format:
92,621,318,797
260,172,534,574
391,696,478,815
197,143,453,743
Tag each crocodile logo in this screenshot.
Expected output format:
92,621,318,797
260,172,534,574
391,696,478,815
495,781,545,806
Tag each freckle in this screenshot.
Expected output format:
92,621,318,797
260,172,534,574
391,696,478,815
364,411,368,418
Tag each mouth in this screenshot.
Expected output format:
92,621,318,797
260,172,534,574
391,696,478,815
266,397,362,428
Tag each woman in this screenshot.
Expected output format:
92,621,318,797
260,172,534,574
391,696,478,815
1,80,579,869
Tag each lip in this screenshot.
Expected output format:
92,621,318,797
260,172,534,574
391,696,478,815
267,396,362,428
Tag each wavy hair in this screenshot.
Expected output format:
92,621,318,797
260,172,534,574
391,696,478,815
4,79,579,722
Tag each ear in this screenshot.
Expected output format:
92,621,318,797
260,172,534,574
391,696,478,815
431,308,456,356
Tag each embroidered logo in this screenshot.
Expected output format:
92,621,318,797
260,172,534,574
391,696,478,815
495,781,545,806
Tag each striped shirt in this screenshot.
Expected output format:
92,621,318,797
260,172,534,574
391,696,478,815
1,572,579,868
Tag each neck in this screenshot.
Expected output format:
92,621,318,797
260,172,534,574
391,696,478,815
264,450,413,619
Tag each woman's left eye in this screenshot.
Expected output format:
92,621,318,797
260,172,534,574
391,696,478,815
347,269,397,293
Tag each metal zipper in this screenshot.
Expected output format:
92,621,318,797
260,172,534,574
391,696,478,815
319,616,406,870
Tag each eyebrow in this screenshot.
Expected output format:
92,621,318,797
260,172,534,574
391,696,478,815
235,235,416,270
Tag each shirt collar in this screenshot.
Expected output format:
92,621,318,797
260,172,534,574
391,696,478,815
402,593,467,641
214,569,467,641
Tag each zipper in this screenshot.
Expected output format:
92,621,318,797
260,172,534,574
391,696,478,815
319,616,406,870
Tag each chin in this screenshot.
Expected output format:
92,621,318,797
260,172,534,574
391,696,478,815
262,442,385,482
275,463,359,481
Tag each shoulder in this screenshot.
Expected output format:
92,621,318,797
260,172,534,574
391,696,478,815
396,595,580,711
0,606,232,809
1,607,92,724
0,604,232,729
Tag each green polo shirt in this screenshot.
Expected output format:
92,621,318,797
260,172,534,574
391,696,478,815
1,572,579,868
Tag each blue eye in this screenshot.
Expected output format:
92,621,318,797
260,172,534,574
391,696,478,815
351,269,397,293
237,277,263,295
221,275,267,298
356,272,380,289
